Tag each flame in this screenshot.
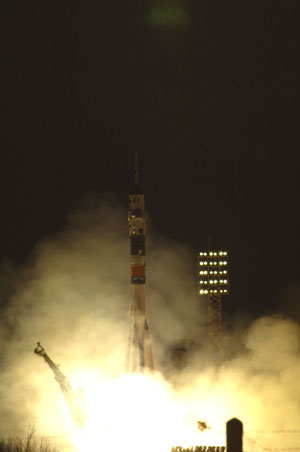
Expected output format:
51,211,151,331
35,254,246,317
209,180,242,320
67,371,224,452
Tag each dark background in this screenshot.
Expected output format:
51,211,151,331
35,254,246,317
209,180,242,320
1,0,300,321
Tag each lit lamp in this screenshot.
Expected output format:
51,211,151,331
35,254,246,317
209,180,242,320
199,251,229,360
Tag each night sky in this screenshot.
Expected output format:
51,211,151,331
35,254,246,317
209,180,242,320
1,1,300,322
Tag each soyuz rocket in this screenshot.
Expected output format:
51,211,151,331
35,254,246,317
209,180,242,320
126,154,155,373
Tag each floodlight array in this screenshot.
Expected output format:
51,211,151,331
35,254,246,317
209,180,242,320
199,251,229,295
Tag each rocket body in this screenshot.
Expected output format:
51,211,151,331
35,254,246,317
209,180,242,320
127,171,154,372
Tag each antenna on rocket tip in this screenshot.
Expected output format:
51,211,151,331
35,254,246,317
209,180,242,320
134,152,139,187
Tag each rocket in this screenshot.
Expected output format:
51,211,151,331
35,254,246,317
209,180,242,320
126,153,155,373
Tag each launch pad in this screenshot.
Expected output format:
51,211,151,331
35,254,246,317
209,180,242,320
33,155,227,452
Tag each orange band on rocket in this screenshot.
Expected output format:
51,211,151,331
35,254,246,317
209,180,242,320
131,266,145,277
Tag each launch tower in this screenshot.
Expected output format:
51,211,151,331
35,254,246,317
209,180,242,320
34,342,87,428
126,154,155,372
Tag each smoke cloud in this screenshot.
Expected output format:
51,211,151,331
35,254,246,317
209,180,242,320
0,193,299,451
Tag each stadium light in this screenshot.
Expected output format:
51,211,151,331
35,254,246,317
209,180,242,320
198,251,229,295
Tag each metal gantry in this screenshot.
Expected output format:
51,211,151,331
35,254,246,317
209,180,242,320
198,251,229,361
34,342,87,428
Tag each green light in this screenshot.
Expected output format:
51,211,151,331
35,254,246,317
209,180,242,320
148,6,188,27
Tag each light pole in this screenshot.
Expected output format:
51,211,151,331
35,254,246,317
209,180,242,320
199,251,229,361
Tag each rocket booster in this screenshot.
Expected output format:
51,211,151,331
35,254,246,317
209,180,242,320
126,154,155,372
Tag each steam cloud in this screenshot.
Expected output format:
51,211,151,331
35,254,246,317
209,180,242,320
0,193,299,451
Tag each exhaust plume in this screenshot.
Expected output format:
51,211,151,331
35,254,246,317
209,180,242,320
0,194,299,452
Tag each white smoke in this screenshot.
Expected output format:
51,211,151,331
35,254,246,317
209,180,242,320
0,193,299,452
